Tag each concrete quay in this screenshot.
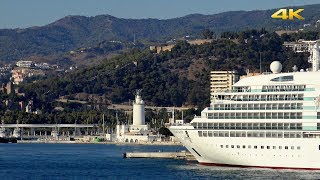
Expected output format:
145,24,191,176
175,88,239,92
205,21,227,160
123,151,195,160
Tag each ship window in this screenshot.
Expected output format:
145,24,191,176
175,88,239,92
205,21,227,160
220,145,223,148
219,132,225,137
261,146,264,149
296,133,302,138
291,146,294,150
225,132,229,137
248,145,251,149
283,132,290,138
214,132,218,137
237,145,240,148
254,146,257,149
203,123,208,129
297,146,301,150
198,131,202,137
231,145,234,148
203,131,207,137
285,146,288,150
267,146,270,149
279,146,282,149
270,75,294,82
273,146,276,149
243,145,246,149
226,145,229,148
214,123,218,129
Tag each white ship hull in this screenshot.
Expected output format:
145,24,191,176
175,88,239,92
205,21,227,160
169,53,320,170
170,125,320,170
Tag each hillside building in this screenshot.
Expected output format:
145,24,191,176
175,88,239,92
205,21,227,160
151,39,213,54
11,68,45,84
284,40,320,71
283,39,319,53
16,61,34,68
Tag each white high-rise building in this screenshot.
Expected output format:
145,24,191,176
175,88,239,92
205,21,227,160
210,71,239,103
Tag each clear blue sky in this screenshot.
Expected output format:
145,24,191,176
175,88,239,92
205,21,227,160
0,0,319,29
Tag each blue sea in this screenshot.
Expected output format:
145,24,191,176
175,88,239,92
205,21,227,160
1,143,320,180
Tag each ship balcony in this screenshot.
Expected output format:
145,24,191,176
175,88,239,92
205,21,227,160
212,88,315,94
209,107,303,111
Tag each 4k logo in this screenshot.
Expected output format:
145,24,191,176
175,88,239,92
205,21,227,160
271,9,304,20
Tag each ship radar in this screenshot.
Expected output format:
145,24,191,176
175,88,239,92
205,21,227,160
270,61,282,74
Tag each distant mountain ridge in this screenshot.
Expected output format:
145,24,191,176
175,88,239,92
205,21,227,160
0,4,319,62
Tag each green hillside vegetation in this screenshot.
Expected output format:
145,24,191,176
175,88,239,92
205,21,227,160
20,30,312,110
0,4,319,62
0,29,316,125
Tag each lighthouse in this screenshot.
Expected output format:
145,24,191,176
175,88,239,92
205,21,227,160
132,90,145,125
110,89,160,143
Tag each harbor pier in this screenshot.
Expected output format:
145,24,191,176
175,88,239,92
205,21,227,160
0,124,98,141
123,151,195,160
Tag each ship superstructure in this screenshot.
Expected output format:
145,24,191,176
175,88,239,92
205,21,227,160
170,42,320,169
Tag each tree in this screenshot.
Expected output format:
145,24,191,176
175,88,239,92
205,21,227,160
202,29,214,39
158,127,173,137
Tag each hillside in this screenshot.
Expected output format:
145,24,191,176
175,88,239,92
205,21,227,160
19,30,312,111
0,4,320,63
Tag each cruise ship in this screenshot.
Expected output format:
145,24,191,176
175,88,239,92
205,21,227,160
170,42,320,170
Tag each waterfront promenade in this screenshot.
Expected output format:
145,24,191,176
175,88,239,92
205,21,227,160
18,139,181,146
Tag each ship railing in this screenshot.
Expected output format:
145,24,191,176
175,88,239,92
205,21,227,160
211,97,303,102
171,123,191,126
214,88,314,94
209,107,303,110
214,89,250,93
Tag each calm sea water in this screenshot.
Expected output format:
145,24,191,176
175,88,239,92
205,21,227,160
1,143,320,180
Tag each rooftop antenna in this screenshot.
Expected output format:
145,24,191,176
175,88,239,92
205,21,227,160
102,113,105,134
116,111,119,125
133,33,136,45
172,107,175,123
259,52,262,74
181,110,184,122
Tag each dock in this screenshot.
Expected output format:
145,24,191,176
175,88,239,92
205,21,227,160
123,151,196,160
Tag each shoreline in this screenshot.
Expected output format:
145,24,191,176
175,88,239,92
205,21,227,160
17,140,182,146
